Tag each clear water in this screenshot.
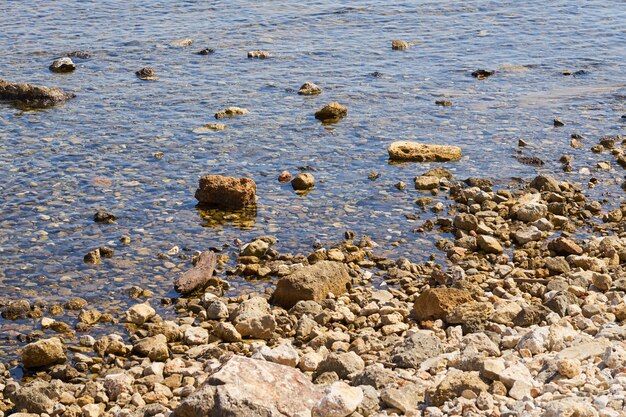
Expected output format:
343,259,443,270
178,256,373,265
0,1,625,361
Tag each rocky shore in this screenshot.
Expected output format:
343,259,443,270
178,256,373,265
2,148,626,416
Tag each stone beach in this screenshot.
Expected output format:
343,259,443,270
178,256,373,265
3,161,626,415
1,2,625,417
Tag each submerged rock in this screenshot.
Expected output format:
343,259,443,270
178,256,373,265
391,40,410,50
248,50,271,59
84,248,102,265
93,211,116,223
135,67,157,80
49,57,75,73
315,102,347,123
172,38,193,47
195,174,256,209
471,69,494,79
278,170,292,182
298,82,322,95
214,106,249,118
271,261,351,308
388,141,462,162
195,48,215,55
291,173,315,191
66,50,91,59
0,78,75,107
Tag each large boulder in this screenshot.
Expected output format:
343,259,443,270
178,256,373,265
21,337,66,369
388,141,462,162
271,261,351,309
173,356,324,417
9,380,65,414
413,288,473,321
195,175,256,209
0,79,75,107
230,297,276,339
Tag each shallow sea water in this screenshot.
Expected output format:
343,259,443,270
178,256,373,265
0,1,625,361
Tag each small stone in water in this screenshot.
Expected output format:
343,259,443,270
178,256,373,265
395,181,407,190
315,102,347,123
471,69,494,79
172,38,193,47
554,118,565,127
84,249,101,265
248,50,271,59
135,67,157,80
94,211,116,223
49,57,76,73
435,100,452,106
196,48,215,55
119,235,131,244
99,246,114,258
391,40,409,50
291,173,315,191
298,82,322,96
278,170,292,182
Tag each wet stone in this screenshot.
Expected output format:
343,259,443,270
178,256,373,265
49,57,76,73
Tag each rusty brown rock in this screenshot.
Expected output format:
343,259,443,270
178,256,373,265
195,175,256,209
548,237,583,256
413,288,474,321
271,261,351,309
175,251,218,295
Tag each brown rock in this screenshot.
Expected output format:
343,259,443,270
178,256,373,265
430,371,488,406
0,78,75,108
175,251,218,295
22,338,66,369
314,102,347,123
547,237,583,256
278,170,292,182
298,82,322,95
214,106,249,118
271,261,351,308
291,173,315,191
391,40,410,50
135,67,157,80
195,175,256,209
413,288,473,321
388,141,462,162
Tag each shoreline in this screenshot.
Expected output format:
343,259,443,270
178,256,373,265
2,154,626,416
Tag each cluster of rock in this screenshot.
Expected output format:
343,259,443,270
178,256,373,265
3,170,626,415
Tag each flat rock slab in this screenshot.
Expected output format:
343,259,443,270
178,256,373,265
173,356,323,417
175,251,218,295
271,261,351,309
388,141,462,162
0,79,75,108
195,175,256,209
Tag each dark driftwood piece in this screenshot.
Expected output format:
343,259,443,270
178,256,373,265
174,251,218,295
